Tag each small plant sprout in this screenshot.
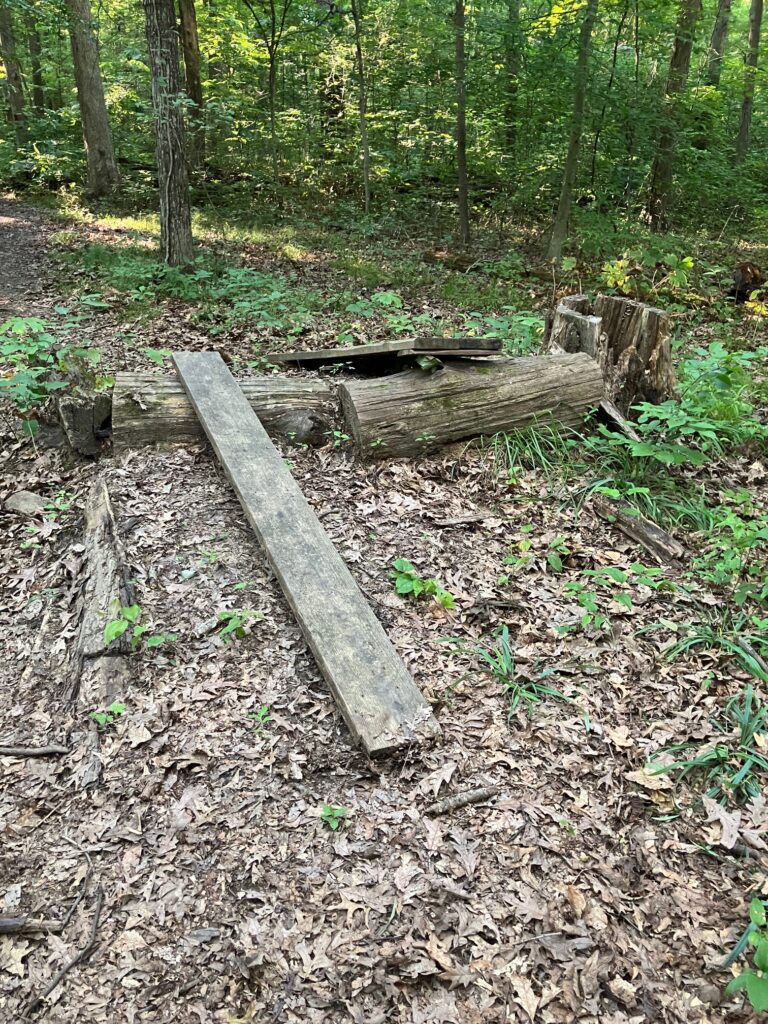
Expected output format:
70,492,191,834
249,705,273,729
104,604,177,652
324,430,350,448
391,559,455,609
217,608,263,642
90,701,126,730
725,898,768,1013
321,804,349,831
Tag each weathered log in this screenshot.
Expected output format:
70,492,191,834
112,373,334,450
338,353,604,458
547,295,674,416
593,496,686,565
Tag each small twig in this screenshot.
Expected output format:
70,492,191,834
0,745,69,758
24,886,104,1015
0,918,64,936
425,785,500,817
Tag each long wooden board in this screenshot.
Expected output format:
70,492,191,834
272,336,502,367
172,351,440,756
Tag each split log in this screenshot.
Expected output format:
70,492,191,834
111,373,334,450
339,353,604,458
272,336,502,368
547,295,674,417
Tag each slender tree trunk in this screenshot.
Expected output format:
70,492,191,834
706,0,732,86
143,0,194,265
454,0,470,244
735,0,763,163
26,14,45,112
0,5,27,147
546,0,599,262
268,48,278,181
590,1,628,185
178,0,204,168
65,0,121,196
504,0,520,153
350,0,371,215
645,0,701,231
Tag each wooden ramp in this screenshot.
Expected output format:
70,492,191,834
173,351,440,756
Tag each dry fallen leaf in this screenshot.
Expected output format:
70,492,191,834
608,976,637,1007
625,767,674,791
566,883,587,918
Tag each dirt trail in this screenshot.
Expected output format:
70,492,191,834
0,198,758,1024
0,197,54,317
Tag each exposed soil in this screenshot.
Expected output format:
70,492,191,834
0,198,764,1023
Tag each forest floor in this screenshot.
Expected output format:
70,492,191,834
1,194,766,1024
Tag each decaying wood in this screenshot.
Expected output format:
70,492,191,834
593,496,686,565
425,785,500,816
0,917,64,935
339,353,604,458
111,373,335,449
272,336,502,368
173,351,441,756
547,294,674,416
0,743,69,758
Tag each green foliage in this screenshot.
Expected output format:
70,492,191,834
104,604,177,652
249,705,273,729
217,608,262,641
90,701,127,730
726,899,768,1013
0,317,102,431
456,625,571,717
391,559,455,609
649,685,768,806
320,804,349,831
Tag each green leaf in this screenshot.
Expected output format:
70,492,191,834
726,972,768,1013
104,619,129,646
754,937,768,972
547,552,563,572
122,604,142,623
615,593,633,610
750,898,767,927
392,559,414,573
395,576,415,594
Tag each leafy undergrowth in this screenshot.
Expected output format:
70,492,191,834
1,196,767,1021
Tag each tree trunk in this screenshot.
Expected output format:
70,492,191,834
706,0,732,86
26,14,45,112
338,354,605,458
454,0,470,244
178,0,204,168
350,0,371,215
735,0,763,163
65,0,121,196
645,0,701,232
590,1,628,186
142,0,194,266
546,0,599,262
504,0,521,153
0,5,27,147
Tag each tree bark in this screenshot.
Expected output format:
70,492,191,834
338,354,605,458
735,0,763,163
350,0,371,215
26,14,45,112
143,0,194,265
706,0,732,86
65,0,121,196
454,0,470,244
546,0,599,262
178,0,204,168
503,0,521,153
645,0,701,231
0,5,27,147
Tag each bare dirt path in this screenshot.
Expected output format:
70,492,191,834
0,197,759,1024
0,197,55,317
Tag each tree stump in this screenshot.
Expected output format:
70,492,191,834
546,294,674,416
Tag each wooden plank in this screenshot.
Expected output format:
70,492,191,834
172,351,440,756
272,336,502,366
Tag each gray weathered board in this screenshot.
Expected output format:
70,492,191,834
172,351,440,756
272,336,502,367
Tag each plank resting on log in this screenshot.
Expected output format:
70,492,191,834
339,353,605,458
111,373,334,450
272,336,502,368
172,351,440,756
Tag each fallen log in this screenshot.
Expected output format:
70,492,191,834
339,353,604,458
547,295,674,416
592,496,686,565
112,373,335,450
